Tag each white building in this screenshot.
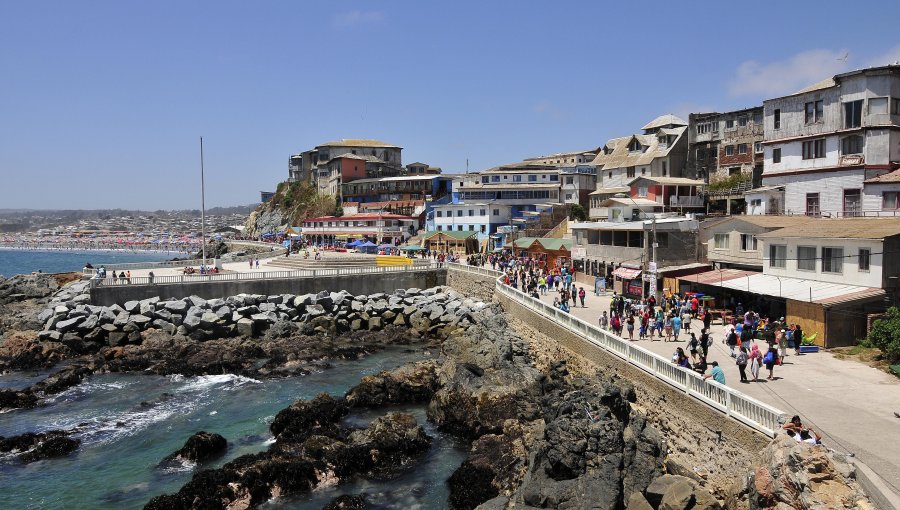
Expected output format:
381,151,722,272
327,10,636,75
430,203,512,242
760,65,900,216
588,114,690,219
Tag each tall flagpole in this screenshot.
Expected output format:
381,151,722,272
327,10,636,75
200,137,207,269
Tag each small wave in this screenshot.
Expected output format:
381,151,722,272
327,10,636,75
175,374,261,393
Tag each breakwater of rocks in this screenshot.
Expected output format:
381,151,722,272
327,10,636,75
37,286,486,351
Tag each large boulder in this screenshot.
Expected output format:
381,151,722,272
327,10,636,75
746,434,871,510
346,360,440,407
160,431,227,465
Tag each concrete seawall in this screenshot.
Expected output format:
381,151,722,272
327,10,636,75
89,270,446,306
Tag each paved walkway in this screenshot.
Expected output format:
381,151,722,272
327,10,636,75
536,283,900,495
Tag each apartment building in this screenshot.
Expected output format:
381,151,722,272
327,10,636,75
588,115,690,219
287,139,404,197
340,175,452,204
700,215,817,270
687,107,765,183
430,203,513,244
761,65,900,217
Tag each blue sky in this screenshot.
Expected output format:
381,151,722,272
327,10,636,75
2,1,899,210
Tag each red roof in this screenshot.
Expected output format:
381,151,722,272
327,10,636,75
680,268,757,286
304,213,415,222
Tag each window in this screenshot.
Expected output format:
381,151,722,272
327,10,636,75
737,116,748,127
805,100,824,123
750,199,762,207
436,210,443,217
869,97,888,115
480,225,486,233
513,175,522,182
696,148,705,160
843,189,862,216
628,139,643,152
753,111,763,124
662,161,667,175
565,176,573,184
883,192,900,210
844,100,863,128
713,233,729,249
608,171,612,179
841,135,863,155
637,186,648,197
729,167,741,176
754,142,763,154
859,248,871,271
457,225,463,231
797,246,817,271
737,143,748,155
725,119,735,129
893,98,900,115
655,232,669,248
627,167,636,178
772,148,782,163
641,167,646,175
528,175,537,182
822,247,844,274
740,234,758,251
492,209,499,216
806,193,820,216
491,175,500,182
769,245,787,268
437,225,442,231
725,145,734,156
456,210,463,217
481,176,489,184
468,209,474,216
802,139,826,159
479,209,486,216
774,109,781,129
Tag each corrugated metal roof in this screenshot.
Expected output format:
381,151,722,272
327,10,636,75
864,169,900,183
793,77,837,95
642,114,688,130
680,268,757,286
612,267,642,279
629,176,706,186
757,218,900,240
598,197,661,207
589,186,630,196
590,126,687,169
716,273,884,305
319,139,401,148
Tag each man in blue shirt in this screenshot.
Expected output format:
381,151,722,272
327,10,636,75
703,361,726,384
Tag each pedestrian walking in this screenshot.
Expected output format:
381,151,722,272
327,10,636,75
736,346,749,383
599,311,609,330
578,287,586,307
256,258,260,269
249,258,253,269
748,343,762,381
763,343,779,380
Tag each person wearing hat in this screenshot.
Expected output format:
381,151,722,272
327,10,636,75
703,361,726,384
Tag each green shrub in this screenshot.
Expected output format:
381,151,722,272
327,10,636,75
866,307,900,363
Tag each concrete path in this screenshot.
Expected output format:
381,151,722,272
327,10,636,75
538,284,900,496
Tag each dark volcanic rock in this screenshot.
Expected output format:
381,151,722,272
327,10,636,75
448,460,500,510
160,431,228,465
145,401,431,510
0,365,93,412
345,360,440,407
0,430,80,463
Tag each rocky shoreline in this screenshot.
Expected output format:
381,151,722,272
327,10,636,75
0,276,878,509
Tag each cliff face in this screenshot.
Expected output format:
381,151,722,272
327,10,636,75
243,181,338,238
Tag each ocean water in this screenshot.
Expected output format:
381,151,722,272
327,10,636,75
0,250,179,278
0,347,466,510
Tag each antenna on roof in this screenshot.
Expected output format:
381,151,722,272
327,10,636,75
466,158,469,174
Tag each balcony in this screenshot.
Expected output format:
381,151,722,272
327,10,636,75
669,195,704,208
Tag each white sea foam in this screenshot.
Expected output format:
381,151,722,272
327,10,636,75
175,374,261,393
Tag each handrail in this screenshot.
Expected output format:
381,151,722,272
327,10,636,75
445,262,785,437
90,262,442,288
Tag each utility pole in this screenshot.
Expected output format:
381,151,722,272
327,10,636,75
649,215,658,301
200,137,207,270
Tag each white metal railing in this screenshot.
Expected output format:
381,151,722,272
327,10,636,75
86,243,287,273
90,263,442,288
445,262,785,437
